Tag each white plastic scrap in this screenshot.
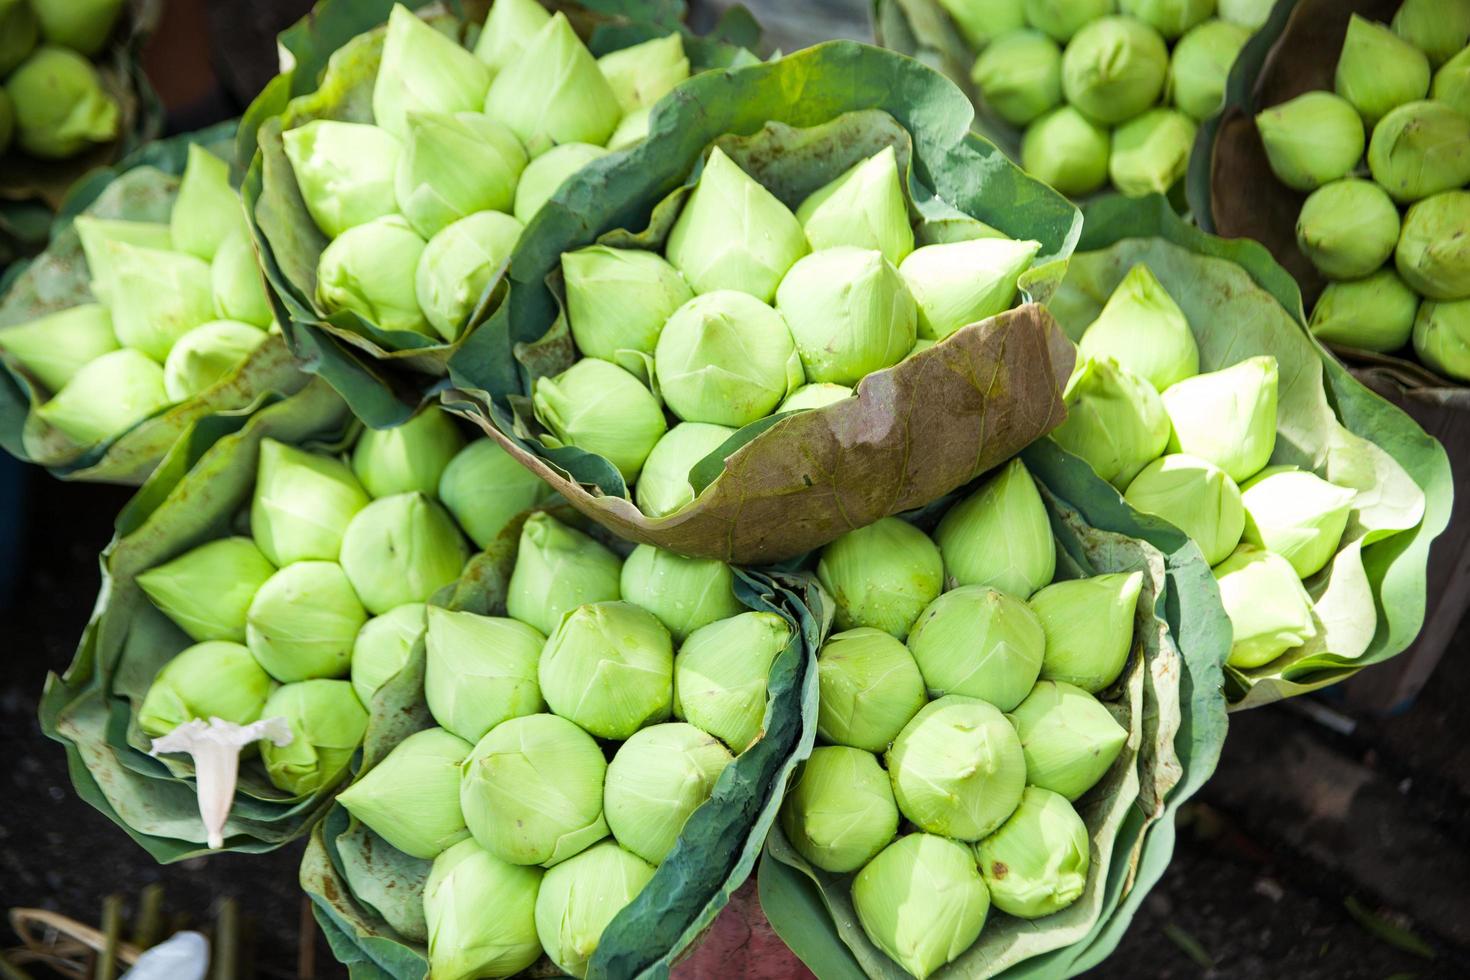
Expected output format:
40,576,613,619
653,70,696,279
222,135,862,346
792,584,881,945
149,716,293,849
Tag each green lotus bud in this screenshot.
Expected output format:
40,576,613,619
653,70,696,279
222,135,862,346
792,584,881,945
1213,544,1318,667
634,421,734,517
1161,355,1278,482
170,144,247,262
654,290,803,426
604,722,732,864
338,726,472,860
439,438,551,548
105,242,215,361
907,585,1045,710
1367,101,1470,203
211,230,273,328
666,147,810,302
795,145,916,264
606,107,650,150
137,537,276,643
1392,0,1470,69
245,560,366,681
316,215,430,336
1024,0,1115,42
934,458,1057,598
815,628,927,752
281,120,402,238
423,838,544,980
619,545,744,643
0,0,38,77
1062,17,1170,125
1396,191,1470,300
975,786,1089,918
73,216,172,305
1334,14,1430,126
1051,356,1170,489
506,513,623,637
1432,46,1470,116
563,246,692,361
534,841,655,979
32,0,124,56
1240,466,1355,579
1120,0,1212,39
938,0,1026,49
898,237,1041,341
597,32,688,114
33,349,169,444
4,46,118,158
473,0,551,77
674,611,791,752
1294,178,1400,280
1008,681,1127,800
485,13,621,154
1109,108,1197,197
259,679,369,795
1255,92,1364,192
1308,269,1420,353
425,607,546,742
251,439,370,565
1020,106,1111,196
1171,19,1252,121
137,641,273,737
0,304,117,393
539,601,672,740
1217,0,1271,29
970,30,1063,127
340,492,469,614
1125,453,1244,565
350,603,425,707
460,713,609,866
1077,263,1200,392
1414,298,1470,381
1030,571,1142,693
817,518,943,639
779,383,853,412
373,4,490,140
775,248,916,385
534,358,666,481
395,112,526,240
780,745,898,873
163,320,267,401
352,409,463,499
512,142,608,224
887,694,1026,839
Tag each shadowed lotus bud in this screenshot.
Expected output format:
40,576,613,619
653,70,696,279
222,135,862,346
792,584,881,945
426,607,546,742
1121,0,1213,39
540,601,672,739
1051,356,1170,489
1396,191,1470,300
316,215,430,336
971,30,1063,127
259,679,368,795
251,439,370,565
0,90,15,152
461,712,609,866
604,722,732,864
34,349,169,444
898,237,1040,341
137,641,273,737
975,786,1089,918
1335,14,1430,126
106,241,214,361
534,358,666,481
597,33,688,113
666,147,809,301
816,628,927,752
396,112,526,239
246,560,366,681
795,146,915,264
1256,92,1364,192
606,107,650,150
352,408,464,499
938,0,1024,49
485,13,621,154
1368,102,1470,204
619,545,744,643
1413,298,1470,381
340,493,469,614
373,4,490,140
350,603,425,707
1241,467,1355,579
817,518,943,639
211,230,273,327
282,120,402,238
1433,47,1470,115
780,745,898,873
1062,17,1170,125
74,216,171,304
1392,0,1470,69
1218,0,1272,29
776,248,916,385
1125,454,1244,565
1024,0,1113,42
887,695,1025,839
138,536,276,643
907,586,1045,710
512,142,607,223
1309,269,1420,353
935,458,1057,598
1161,355,1278,483
417,210,522,342
655,290,803,426
32,0,124,56
1171,19,1252,121
1295,179,1400,280
163,320,267,401
1077,263,1199,392
439,438,552,548
1021,105,1111,196
779,382,853,411
338,726,471,858
473,0,551,77
1109,108,1196,197
171,145,247,261
534,841,655,978
563,246,692,361
1008,681,1127,800
853,833,989,980
506,513,622,636
0,304,116,393
1213,544,1318,667
4,45,117,158
424,838,544,980
674,610,791,752
0,0,37,77
1031,571,1142,693
634,421,734,517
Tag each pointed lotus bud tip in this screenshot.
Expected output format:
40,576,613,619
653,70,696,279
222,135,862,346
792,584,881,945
171,144,247,262
907,586,1045,711
975,786,1090,918
340,492,469,614
634,421,735,518
337,726,472,859
1213,544,1318,668
1161,355,1278,483
484,12,621,154
1255,91,1364,192
1030,571,1142,694
163,320,267,401
776,247,916,385
815,627,927,752
33,349,169,445
351,408,465,499
1061,16,1169,125
1126,453,1245,565
533,357,667,482
1109,108,1196,197
1391,0,1470,69
73,216,172,305
562,245,692,362
1240,466,1355,579
1008,680,1128,799
506,513,622,637
350,602,426,707
425,838,544,979
0,303,117,394
425,606,545,742
897,237,1040,341
246,560,366,682
534,841,656,978
373,4,490,139
472,0,551,76
674,611,791,752
935,458,1056,598
780,745,897,873
619,545,744,643
597,33,689,113
250,439,370,565
1077,263,1199,392
1335,14,1431,126
817,518,943,640
604,722,732,864
539,601,672,740
105,242,215,362
396,111,526,239
259,679,367,796
1051,356,1170,489
795,145,915,264
211,230,274,328
283,120,402,239
138,537,276,644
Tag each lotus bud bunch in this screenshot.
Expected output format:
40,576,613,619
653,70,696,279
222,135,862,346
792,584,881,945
971,30,1063,127
438,439,550,549
907,586,1045,710
339,492,469,614
1030,571,1143,693
1007,681,1128,799
259,679,369,795
1171,19,1253,121
1121,0,1214,39
1414,298,1470,381
1213,544,1319,668
396,111,526,239
423,838,544,980
935,458,1057,599
1021,106,1111,196
171,144,247,262
1025,0,1114,42
350,602,425,707
1061,17,1170,125
0,0,37,77
604,722,733,864
211,230,274,328
352,409,465,499
162,320,267,401
1309,270,1420,353
1050,356,1171,489
373,4,490,139
1396,191,1470,300
484,12,620,154
106,242,215,361
137,641,274,738
245,560,367,682
4,46,118,158
534,357,666,482
817,518,944,639
898,237,1041,341
426,607,546,742
534,841,656,979
416,210,523,341
282,120,403,238
1109,109,1197,197
539,601,673,740
512,142,608,223
1392,0,1470,69
938,0,1025,49
34,349,169,444
780,745,899,873
1077,263,1200,392
1295,179,1401,280
1255,92,1364,192
1161,355,1278,483
73,216,172,304
1433,47,1470,115
506,513,622,636
1125,454,1245,565
338,726,472,858
775,248,917,384
796,145,916,264
815,628,927,752
316,215,430,336
137,536,276,643
0,304,117,393
473,0,551,76
562,246,692,362
1334,14,1430,126
975,786,1090,918
674,611,792,752
250,439,370,565
1368,102,1470,205
1240,467,1356,579
597,32,689,113
779,383,853,412
619,545,745,643
634,422,734,517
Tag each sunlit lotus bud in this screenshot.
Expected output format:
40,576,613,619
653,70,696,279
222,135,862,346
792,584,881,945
484,13,621,154
1392,0,1470,69
396,112,526,239
1161,355,1278,483
245,560,366,681
512,142,608,224
425,606,546,742
534,357,666,481
534,841,655,979
674,611,791,751
971,30,1063,128
539,601,672,739
33,349,169,444
337,726,471,859
780,745,898,873
666,147,809,301
460,713,609,866
1077,263,1199,392
1396,191,1470,300
779,383,853,412
1335,14,1430,126
776,247,917,385
350,603,425,707
1217,0,1271,29
163,320,267,401
4,45,117,158
1021,105,1111,196
1295,179,1400,280
1255,91,1364,192
373,4,490,139
619,545,744,643
1367,101,1470,204
31,0,124,56
73,216,171,304
975,786,1089,918
1051,356,1170,489
597,32,688,113
0,304,117,393
795,146,915,264
1024,0,1114,42
1413,298,1470,381
604,722,732,864
938,0,1025,49
424,838,544,980
1432,47,1470,116
316,215,430,336
1109,108,1196,197
259,679,369,795
1213,544,1317,667
934,458,1056,598
1008,681,1127,800
1171,18,1252,121
0,0,37,77
817,518,943,639
339,492,470,614
854,839,990,980
506,513,622,637
563,246,692,361
1240,466,1355,579
907,586,1045,710
137,641,273,738
606,107,650,150
106,242,214,361
634,422,734,517
815,628,927,752
439,438,552,548
251,439,370,565
473,0,551,77
1125,453,1244,565
898,237,1040,341
352,409,463,499
137,537,276,643
1030,571,1142,693
281,120,402,238
170,144,247,261
1062,17,1170,125
211,230,273,327
886,694,1026,839
1120,0,1212,39
1308,269,1420,353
